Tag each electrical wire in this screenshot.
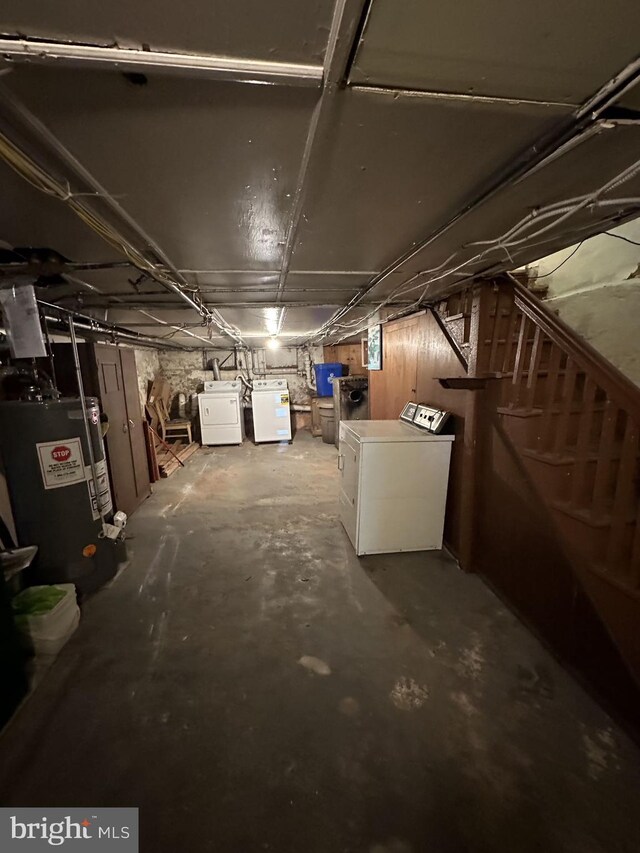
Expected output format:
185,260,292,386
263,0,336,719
604,231,640,247
534,241,584,278
350,194,640,321
314,153,640,343
316,180,640,342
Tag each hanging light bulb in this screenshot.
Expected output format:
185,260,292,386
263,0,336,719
267,335,280,350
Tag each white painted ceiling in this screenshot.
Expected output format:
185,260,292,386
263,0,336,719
0,0,638,348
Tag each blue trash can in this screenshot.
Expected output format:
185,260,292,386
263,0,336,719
314,363,343,397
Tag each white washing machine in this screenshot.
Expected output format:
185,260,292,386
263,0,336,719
251,379,292,443
338,402,454,556
198,380,244,445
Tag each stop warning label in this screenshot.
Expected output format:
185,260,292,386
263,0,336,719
36,437,87,490
51,445,72,462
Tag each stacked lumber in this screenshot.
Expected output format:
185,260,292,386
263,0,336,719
143,375,199,480
154,437,199,478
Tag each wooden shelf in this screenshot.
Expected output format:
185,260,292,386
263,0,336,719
438,377,488,390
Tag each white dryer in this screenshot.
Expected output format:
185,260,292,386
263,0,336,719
251,379,292,443
198,380,244,446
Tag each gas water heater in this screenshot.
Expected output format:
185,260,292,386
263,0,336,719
0,397,123,596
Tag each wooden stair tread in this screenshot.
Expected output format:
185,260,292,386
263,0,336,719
498,402,608,417
578,561,640,601
483,337,553,345
497,369,570,379
522,448,578,465
497,406,543,418
487,310,518,318
522,446,625,465
551,500,635,528
441,312,468,322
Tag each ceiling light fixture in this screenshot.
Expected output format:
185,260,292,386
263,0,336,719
267,336,280,350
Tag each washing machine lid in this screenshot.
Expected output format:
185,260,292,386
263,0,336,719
203,380,242,393
342,420,454,443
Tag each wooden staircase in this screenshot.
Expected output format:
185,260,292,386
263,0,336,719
475,276,640,687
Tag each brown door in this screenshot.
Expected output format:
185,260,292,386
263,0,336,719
369,314,422,419
119,348,151,509
94,345,149,516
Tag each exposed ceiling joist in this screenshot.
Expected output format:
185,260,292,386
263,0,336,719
274,0,369,305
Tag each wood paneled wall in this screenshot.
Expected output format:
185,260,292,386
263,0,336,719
323,343,367,376
369,313,422,419
369,310,473,562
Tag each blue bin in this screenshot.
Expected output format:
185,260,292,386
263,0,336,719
314,363,343,397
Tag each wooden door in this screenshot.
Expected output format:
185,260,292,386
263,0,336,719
46,342,151,517
369,314,422,419
119,348,151,511
94,345,143,516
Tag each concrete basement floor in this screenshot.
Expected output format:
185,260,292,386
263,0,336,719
1,431,640,852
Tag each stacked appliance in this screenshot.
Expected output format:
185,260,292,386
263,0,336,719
332,376,369,447
251,379,292,443
338,402,454,556
198,380,244,445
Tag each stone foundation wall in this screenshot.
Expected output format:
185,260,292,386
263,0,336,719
156,346,324,414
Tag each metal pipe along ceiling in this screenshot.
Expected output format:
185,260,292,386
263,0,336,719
61,275,216,347
38,300,190,350
0,39,323,88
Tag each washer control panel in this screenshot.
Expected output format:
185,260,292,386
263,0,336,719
399,402,418,424
413,404,450,434
203,381,241,392
253,379,287,390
